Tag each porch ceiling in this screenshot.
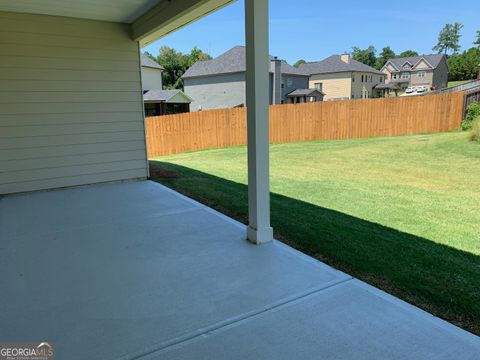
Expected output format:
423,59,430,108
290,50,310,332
0,0,236,45
1,181,479,359
0,0,161,23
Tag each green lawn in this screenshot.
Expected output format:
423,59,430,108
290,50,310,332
150,132,480,335
448,80,475,88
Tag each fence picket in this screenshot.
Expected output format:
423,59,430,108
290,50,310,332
145,92,465,157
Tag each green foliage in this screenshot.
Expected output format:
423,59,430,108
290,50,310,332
351,45,377,67
293,59,306,68
149,46,211,90
433,22,464,55
474,30,480,49
470,118,480,142
448,47,480,81
375,47,396,69
462,102,480,131
398,50,419,58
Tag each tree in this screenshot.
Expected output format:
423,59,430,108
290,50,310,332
351,45,377,67
433,22,464,55
447,47,480,81
151,46,211,89
375,46,396,69
474,30,480,49
293,59,306,68
399,50,419,58
189,46,212,63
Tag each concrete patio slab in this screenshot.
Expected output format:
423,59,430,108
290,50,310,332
153,279,480,360
1,181,348,360
1,181,478,359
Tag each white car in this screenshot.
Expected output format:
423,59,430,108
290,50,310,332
416,85,429,93
405,86,416,94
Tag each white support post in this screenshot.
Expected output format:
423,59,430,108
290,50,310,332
245,0,273,244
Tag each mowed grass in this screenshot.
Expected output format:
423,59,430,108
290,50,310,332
150,132,480,334
448,80,476,88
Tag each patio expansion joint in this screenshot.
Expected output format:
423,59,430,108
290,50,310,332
124,276,354,360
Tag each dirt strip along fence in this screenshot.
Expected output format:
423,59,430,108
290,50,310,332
145,91,465,157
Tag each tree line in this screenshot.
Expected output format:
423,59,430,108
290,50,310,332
144,46,211,89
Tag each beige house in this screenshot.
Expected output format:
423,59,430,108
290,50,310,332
381,54,448,90
299,54,385,100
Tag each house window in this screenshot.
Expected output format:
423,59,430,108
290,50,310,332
418,71,426,78
379,76,383,83
393,74,397,79
352,74,355,82
401,72,410,79
314,82,323,91
361,75,364,82
287,78,293,88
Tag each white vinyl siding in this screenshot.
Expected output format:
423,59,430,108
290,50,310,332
0,11,148,194
141,67,163,91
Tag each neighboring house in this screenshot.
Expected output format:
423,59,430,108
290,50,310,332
299,54,386,100
380,54,448,91
183,46,311,111
141,54,191,116
286,89,324,104
143,89,192,116
141,53,164,90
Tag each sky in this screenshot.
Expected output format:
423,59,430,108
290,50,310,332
142,0,480,64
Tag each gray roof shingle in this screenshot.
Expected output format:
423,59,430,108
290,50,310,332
143,89,191,102
299,55,384,75
182,46,308,79
287,88,325,96
385,54,445,71
141,54,164,70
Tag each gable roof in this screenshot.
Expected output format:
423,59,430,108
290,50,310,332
141,54,164,70
383,54,445,72
143,89,191,103
287,88,325,96
182,46,308,79
299,55,383,76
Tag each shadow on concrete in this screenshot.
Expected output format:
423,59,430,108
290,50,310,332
149,160,480,335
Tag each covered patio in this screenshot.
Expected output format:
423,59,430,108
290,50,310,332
0,0,479,358
1,181,479,359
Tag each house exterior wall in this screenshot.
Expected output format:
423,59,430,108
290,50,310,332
382,64,397,82
309,72,352,100
184,72,246,111
141,67,163,91
271,60,282,104
282,75,309,103
308,72,384,100
0,11,148,194
350,72,385,99
409,70,434,87
432,58,449,89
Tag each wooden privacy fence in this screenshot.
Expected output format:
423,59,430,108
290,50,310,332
145,92,465,157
